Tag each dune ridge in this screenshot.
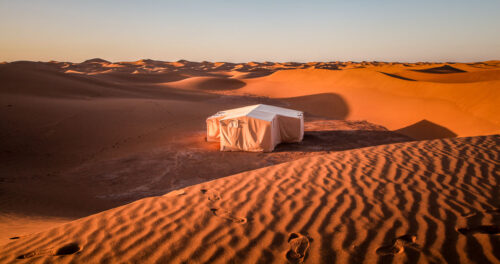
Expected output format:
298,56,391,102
1,135,498,263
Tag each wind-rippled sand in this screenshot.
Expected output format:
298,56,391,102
2,135,498,263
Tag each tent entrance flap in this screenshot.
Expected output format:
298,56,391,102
206,104,304,152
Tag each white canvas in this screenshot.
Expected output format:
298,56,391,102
206,104,304,152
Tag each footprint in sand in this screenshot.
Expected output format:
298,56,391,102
462,208,500,217
286,233,310,264
486,208,500,214
55,243,81,255
210,208,246,224
16,248,53,260
16,243,81,259
457,208,500,235
376,242,404,256
457,225,500,235
376,234,419,256
201,189,221,201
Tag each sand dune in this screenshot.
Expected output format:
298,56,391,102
413,64,466,74
386,66,500,83
0,112,410,241
165,76,246,91
1,136,498,263
1,59,499,263
237,68,500,137
96,71,188,84
395,119,457,140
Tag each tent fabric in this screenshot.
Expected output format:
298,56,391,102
206,104,304,152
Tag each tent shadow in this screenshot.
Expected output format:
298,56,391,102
275,129,412,153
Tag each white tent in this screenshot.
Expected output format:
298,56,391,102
206,104,304,152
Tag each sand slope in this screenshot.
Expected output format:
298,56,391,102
1,135,498,263
2,60,499,139
237,67,500,138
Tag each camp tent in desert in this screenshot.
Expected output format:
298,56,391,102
206,104,304,152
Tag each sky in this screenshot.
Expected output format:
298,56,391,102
1,0,499,63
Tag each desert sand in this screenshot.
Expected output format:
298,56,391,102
0,59,499,263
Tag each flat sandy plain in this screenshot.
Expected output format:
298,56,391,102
0,59,499,263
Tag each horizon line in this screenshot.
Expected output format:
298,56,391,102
3,58,500,64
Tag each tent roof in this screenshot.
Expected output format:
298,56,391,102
212,104,303,122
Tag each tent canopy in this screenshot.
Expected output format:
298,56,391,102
207,104,304,152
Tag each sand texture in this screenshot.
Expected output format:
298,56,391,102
1,136,499,263
1,59,499,263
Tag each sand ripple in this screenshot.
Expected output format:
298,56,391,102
1,135,499,263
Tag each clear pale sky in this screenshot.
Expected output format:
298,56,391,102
1,0,499,63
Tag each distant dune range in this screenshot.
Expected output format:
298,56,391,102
0,59,499,262
2,60,499,136
1,136,498,263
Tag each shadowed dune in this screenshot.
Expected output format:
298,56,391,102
196,77,246,90
0,62,130,98
82,58,110,64
393,68,500,83
0,63,215,100
96,71,188,83
165,76,246,91
1,135,498,263
413,65,466,74
395,119,457,140
0,119,409,221
283,93,349,119
379,72,416,81
231,70,275,79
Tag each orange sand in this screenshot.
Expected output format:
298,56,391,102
0,59,499,263
1,136,498,263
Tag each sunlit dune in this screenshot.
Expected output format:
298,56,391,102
1,136,498,263
236,67,500,137
165,76,246,91
63,70,85,75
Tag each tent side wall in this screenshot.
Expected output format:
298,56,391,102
276,114,304,143
271,117,281,150
206,115,224,142
219,116,274,152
